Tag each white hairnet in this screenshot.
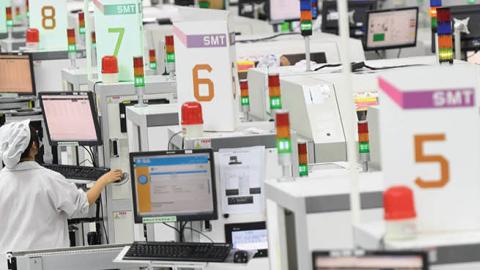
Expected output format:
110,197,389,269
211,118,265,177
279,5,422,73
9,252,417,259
0,120,31,169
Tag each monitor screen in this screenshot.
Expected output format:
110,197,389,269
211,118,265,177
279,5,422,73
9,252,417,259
450,5,480,51
365,7,418,50
312,251,428,270
268,0,300,22
0,53,35,95
225,222,268,256
321,0,377,37
39,92,102,146
130,149,218,223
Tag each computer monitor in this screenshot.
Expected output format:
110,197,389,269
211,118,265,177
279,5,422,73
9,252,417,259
321,0,377,39
267,0,300,22
365,7,418,51
312,250,429,270
450,4,480,52
225,222,268,257
174,0,194,6
0,53,36,96
130,149,218,223
39,92,102,146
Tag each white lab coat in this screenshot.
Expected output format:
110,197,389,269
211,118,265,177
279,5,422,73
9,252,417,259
0,161,90,253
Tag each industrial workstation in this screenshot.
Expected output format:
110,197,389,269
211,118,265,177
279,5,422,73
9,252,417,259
0,0,479,269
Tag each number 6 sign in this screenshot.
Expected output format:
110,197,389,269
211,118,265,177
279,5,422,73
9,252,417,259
173,15,238,132
377,65,480,233
29,0,68,50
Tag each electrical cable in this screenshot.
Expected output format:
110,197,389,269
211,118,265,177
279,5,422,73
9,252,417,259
467,50,479,59
90,146,98,167
81,146,95,165
314,62,427,72
361,62,426,71
79,159,94,166
167,131,183,150
313,63,342,71
331,84,349,162
99,196,110,244
162,222,181,234
237,32,299,43
162,222,214,243
183,227,214,243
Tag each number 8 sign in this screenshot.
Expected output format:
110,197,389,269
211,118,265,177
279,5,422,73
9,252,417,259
377,65,480,233
29,0,68,50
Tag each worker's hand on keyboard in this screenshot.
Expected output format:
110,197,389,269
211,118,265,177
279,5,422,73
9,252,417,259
98,169,123,184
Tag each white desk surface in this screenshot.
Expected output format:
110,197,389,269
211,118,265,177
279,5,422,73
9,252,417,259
113,246,269,270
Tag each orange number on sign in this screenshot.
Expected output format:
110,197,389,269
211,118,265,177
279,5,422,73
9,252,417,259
192,64,214,102
414,134,450,189
41,6,56,30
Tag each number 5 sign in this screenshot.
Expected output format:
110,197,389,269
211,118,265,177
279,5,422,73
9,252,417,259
377,65,480,233
93,0,143,81
29,0,68,50
173,14,239,132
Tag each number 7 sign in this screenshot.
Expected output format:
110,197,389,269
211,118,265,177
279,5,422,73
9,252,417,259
94,0,143,81
377,65,480,233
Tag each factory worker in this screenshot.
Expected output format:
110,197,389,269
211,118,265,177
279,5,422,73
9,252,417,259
0,120,123,253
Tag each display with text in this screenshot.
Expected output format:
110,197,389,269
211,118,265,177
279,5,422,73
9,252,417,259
39,92,102,145
0,54,34,94
130,150,218,223
366,7,418,50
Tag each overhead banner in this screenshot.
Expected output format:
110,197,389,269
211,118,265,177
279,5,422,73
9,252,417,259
93,0,144,82
29,0,68,50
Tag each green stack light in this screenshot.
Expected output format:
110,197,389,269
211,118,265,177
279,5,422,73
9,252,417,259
268,74,282,111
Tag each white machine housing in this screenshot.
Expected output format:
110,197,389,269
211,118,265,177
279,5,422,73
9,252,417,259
280,76,347,162
90,76,177,244
236,32,365,64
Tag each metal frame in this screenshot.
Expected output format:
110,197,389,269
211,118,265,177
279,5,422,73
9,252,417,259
90,76,176,244
7,245,135,270
265,171,383,270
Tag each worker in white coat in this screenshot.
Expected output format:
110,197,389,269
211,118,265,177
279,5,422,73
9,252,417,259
0,120,123,253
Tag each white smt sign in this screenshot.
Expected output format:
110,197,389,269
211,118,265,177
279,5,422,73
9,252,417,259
378,65,480,233
93,0,143,82
29,0,68,50
173,15,239,132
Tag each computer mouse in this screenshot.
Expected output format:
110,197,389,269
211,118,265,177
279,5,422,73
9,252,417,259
115,172,129,183
233,250,249,264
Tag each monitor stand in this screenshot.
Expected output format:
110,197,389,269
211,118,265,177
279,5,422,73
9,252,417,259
143,221,205,243
0,94,35,103
0,93,19,102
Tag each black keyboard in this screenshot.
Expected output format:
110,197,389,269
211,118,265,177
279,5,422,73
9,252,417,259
43,164,110,181
124,241,232,263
